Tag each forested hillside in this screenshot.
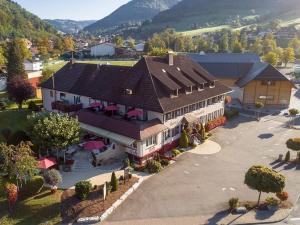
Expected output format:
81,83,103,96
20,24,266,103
84,0,181,33
0,0,57,40
45,19,96,34
142,0,300,32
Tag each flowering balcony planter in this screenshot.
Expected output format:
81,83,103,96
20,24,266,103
51,101,83,113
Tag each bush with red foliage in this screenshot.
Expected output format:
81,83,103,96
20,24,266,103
276,191,288,202
205,116,227,132
5,183,18,214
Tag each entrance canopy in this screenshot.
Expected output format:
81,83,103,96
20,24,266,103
80,123,135,146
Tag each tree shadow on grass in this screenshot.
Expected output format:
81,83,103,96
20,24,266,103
33,191,53,200
206,209,229,225
13,202,61,225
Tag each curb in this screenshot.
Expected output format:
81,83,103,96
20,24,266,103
76,177,144,224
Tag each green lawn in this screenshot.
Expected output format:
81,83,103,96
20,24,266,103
0,110,31,141
77,60,137,67
44,61,67,73
0,177,62,225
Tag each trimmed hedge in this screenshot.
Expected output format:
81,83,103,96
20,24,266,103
224,108,239,119
146,160,162,174
205,116,227,132
75,181,92,200
286,138,300,151
22,176,44,197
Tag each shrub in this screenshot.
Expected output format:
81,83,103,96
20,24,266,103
22,176,44,197
27,101,40,112
228,197,239,209
1,128,12,142
224,108,239,119
205,116,227,132
160,159,170,167
122,157,131,168
105,181,112,193
146,160,162,174
75,181,92,200
44,169,62,186
179,130,189,148
111,172,118,192
276,191,289,201
265,197,279,206
172,149,181,157
286,138,300,151
0,101,7,110
8,130,30,145
285,151,291,162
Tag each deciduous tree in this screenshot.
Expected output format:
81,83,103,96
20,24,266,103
0,142,37,187
6,77,34,109
7,39,26,80
27,113,81,158
282,48,295,67
251,37,263,55
245,165,285,205
263,51,278,66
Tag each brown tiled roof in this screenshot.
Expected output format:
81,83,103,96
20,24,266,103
41,55,231,113
78,110,167,140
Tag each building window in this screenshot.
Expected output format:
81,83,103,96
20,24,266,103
176,109,181,117
164,130,171,140
132,142,137,149
165,113,172,121
261,81,276,86
146,135,157,147
184,106,189,114
60,93,66,100
50,90,53,98
172,126,180,137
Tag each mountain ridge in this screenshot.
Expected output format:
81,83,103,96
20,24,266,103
84,0,182,33
45,19,97,34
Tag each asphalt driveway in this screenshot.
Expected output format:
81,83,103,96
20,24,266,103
103,115,300,225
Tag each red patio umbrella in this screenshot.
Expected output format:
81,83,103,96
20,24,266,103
105,105,119,111
90,102,102,108
83,141,105,150
38,157,57,169
127,109,143,117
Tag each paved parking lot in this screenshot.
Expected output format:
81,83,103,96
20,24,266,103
103,116,300,225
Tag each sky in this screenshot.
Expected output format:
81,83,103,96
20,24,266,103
13,0,131,20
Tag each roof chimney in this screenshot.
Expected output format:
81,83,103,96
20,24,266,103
168,51,174,66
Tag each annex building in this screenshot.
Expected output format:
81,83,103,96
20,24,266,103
189,53,294,108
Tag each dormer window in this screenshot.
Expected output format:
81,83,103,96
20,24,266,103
162,69,166,73
198,84,204,91
186,86,192,94
209,82,215,88
171,89,179,98
125,89,133,95
177,67,181,71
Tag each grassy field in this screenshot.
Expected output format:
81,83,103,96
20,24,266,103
44,61,67,73
179,25,231,36
77,60,137,67
0,177,62,225
45,60,137,73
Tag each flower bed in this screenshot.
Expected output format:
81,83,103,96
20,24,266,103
61,177,138,223
205,116,227,132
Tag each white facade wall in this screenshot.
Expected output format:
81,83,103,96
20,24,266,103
42,87,226,159
91,44,116,57
24,62,43,71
